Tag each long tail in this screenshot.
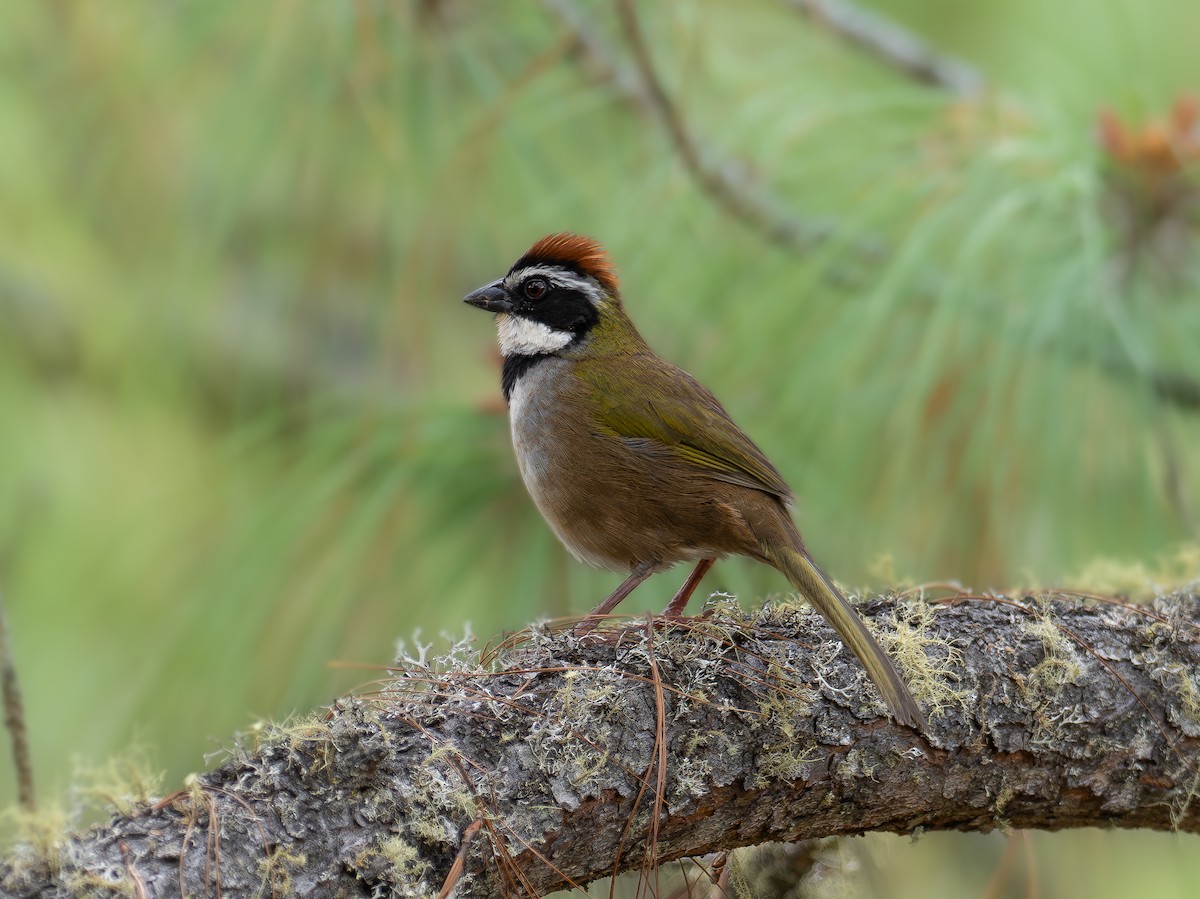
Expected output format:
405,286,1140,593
767,543,926,731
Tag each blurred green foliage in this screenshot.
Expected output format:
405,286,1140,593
1,0,1198,894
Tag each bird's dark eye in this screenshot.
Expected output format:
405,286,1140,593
523,278,548,300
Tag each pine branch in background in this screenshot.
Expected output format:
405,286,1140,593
1097,97,1200,293
781,0,985,95
1148,369,1200,413
613,0,864,256
539,0,653,112
0,505,35,814
0,593,34,812
1095,97,1200,532
543,0,813,252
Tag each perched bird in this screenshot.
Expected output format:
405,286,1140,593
464,234,924,729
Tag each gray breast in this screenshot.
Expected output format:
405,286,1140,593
505,358,625,570
507,357,567,485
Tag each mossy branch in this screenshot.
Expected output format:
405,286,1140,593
3,590,1199,898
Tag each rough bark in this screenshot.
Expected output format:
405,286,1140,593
3,590,1199,898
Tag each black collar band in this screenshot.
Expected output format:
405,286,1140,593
501,353,554,403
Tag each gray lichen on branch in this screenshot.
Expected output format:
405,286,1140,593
2,590,1199,898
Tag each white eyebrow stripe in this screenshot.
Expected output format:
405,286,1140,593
505,266,605,304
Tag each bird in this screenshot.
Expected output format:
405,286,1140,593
463,233,925,730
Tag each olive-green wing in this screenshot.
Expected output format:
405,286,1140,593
581,353,793,502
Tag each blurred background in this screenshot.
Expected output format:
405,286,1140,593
1,0,1198,895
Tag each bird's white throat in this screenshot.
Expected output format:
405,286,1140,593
496,313,574,357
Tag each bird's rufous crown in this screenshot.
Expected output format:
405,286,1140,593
510,233,620,298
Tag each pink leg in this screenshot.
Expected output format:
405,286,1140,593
574,563,655,633
662,558,715,618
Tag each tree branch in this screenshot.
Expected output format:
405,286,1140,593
3,590,1198,898
612,0,861,256
539,0,654,113
0,591,34,812
546,0,978,259
782,0,986,95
